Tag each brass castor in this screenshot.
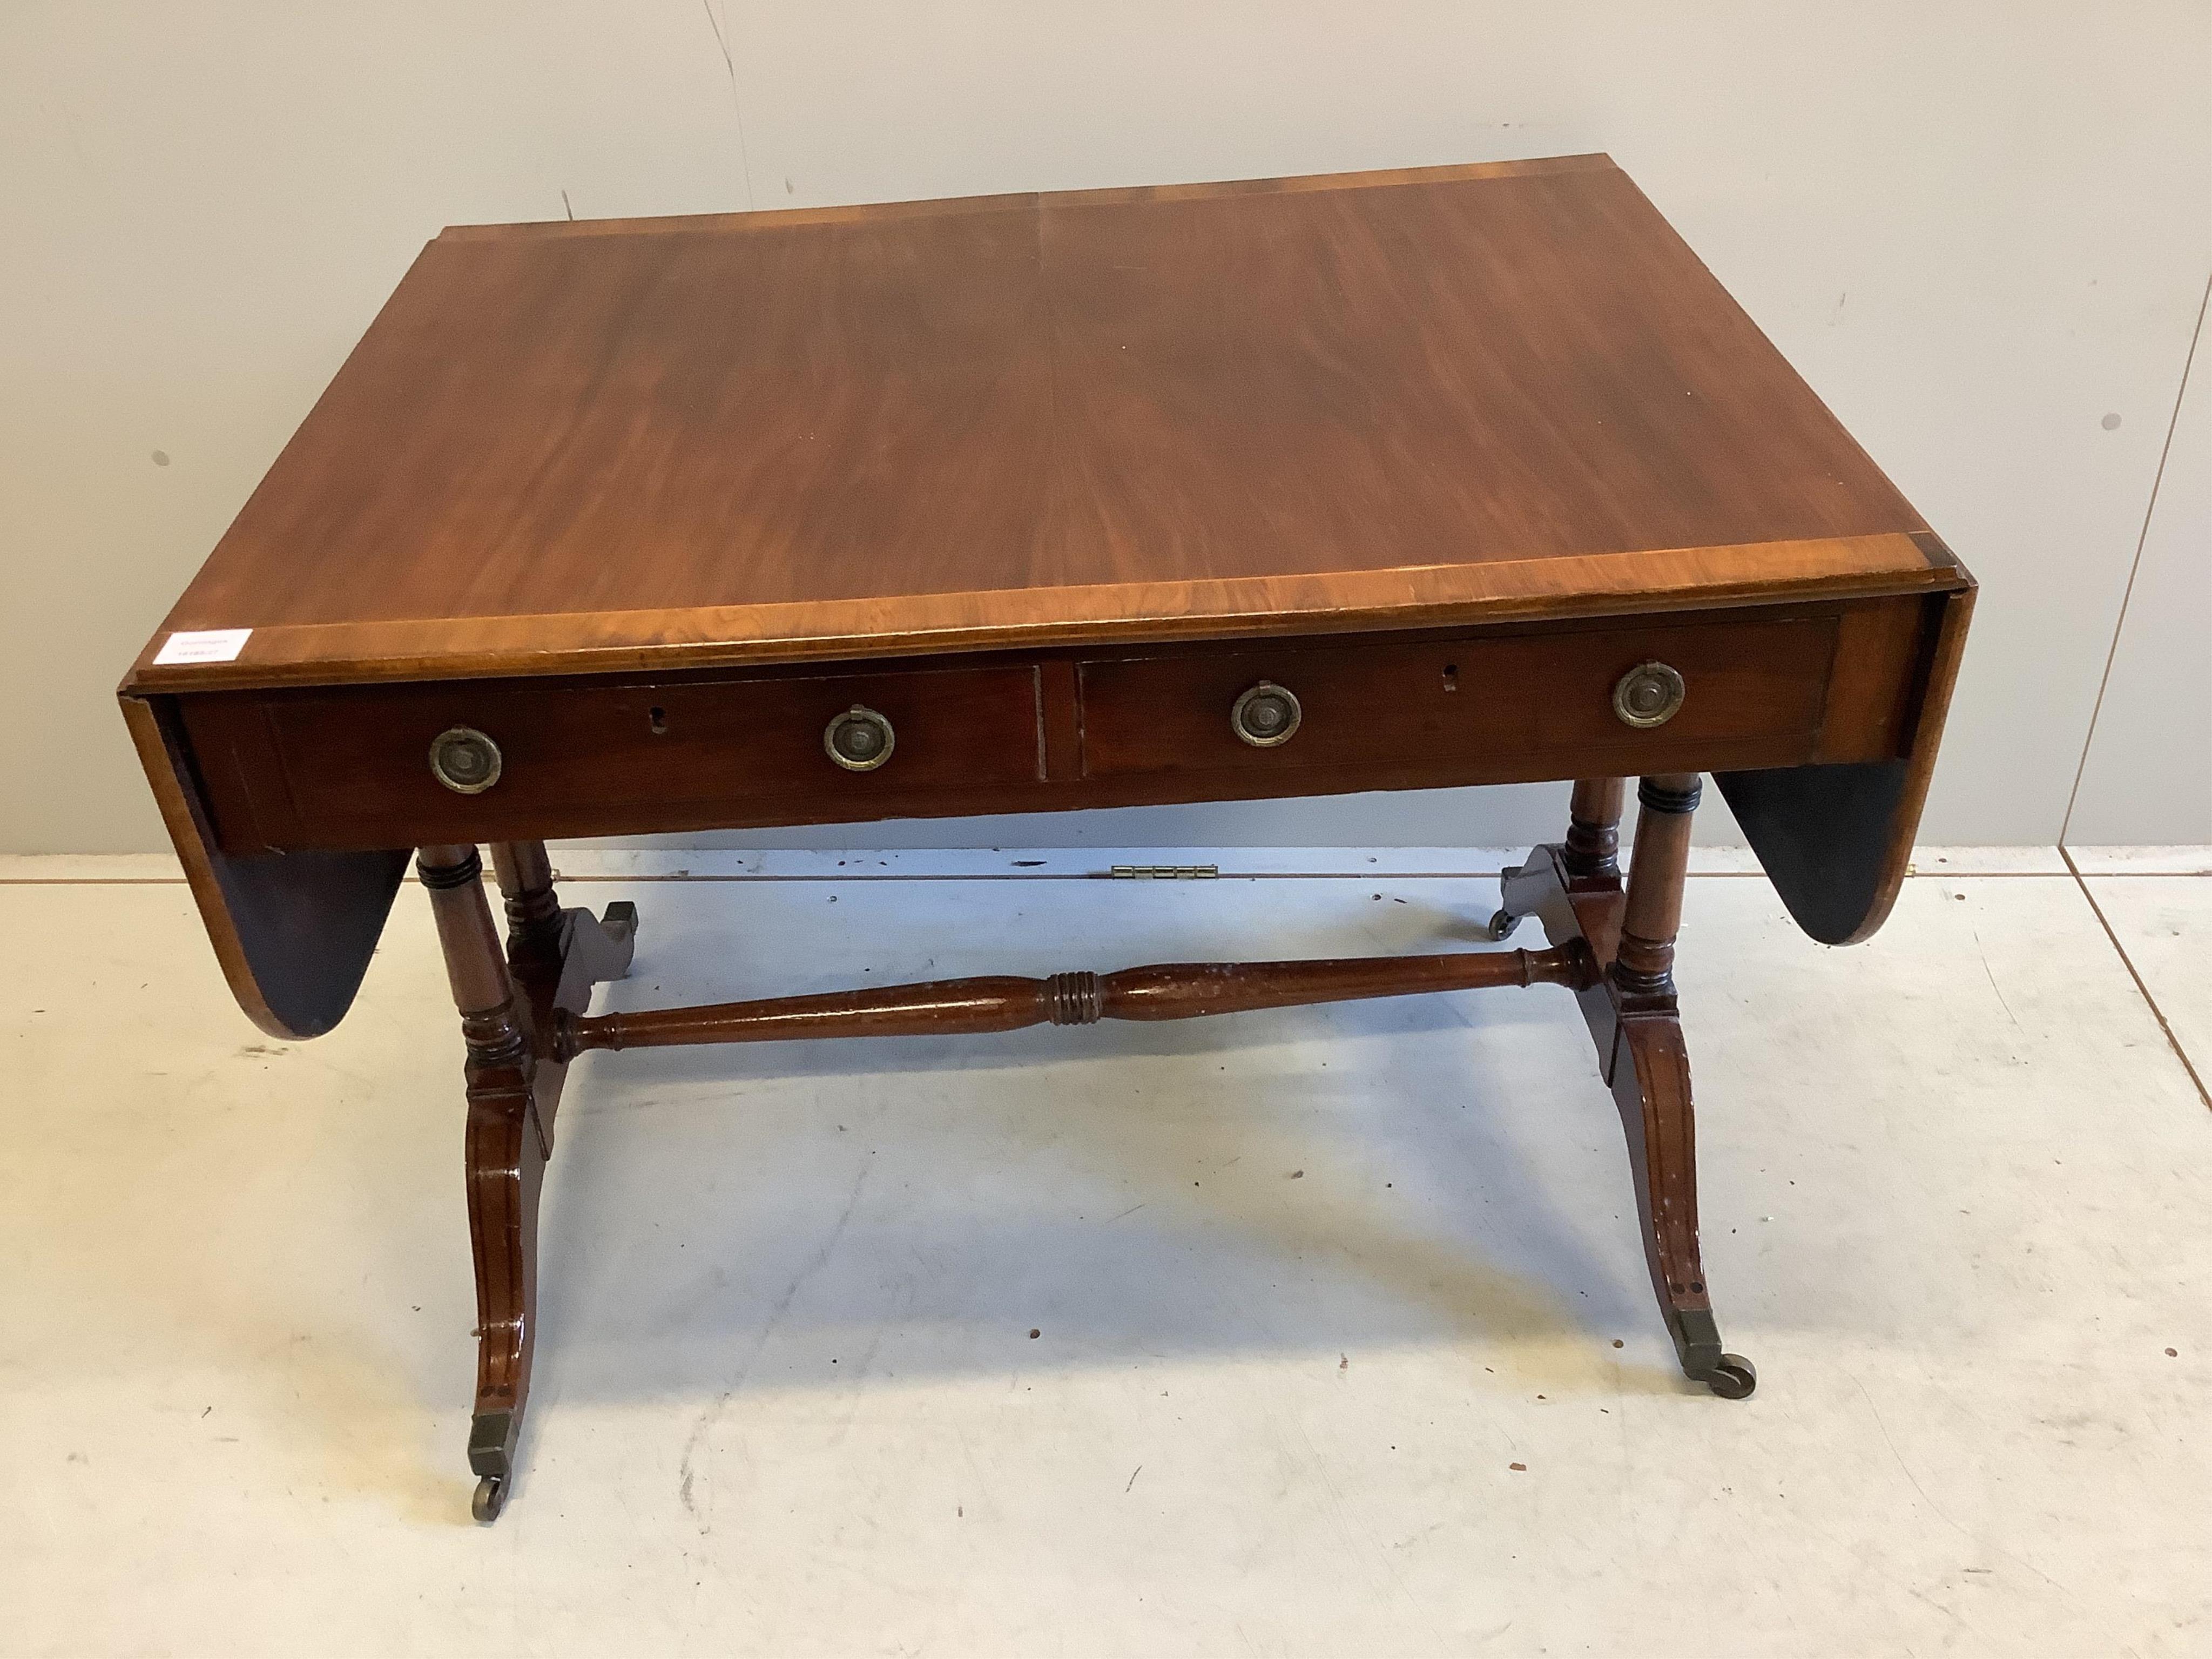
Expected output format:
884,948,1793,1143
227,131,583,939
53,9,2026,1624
472,1474,507,1523
1702,1353,1758,1400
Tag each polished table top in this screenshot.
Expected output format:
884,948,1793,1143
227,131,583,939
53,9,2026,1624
126,154,1956,695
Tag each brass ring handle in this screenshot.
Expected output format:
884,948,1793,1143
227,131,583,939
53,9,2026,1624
1230,680,1302,747
1612,662,1686,729
824,704,896,771
428,726,503,794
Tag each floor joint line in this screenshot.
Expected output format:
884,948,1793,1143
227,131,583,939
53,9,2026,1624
2060,844,2210,1110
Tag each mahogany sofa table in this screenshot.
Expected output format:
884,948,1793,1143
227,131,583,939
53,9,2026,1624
121,155,1972,1523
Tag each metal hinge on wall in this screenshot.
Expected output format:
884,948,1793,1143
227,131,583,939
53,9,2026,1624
1108,864,1220,881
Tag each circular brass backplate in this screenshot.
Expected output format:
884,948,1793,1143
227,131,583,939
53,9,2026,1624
428,726,503,794
824,704,896,771
1230,680,1303,748
1611,662,1686,729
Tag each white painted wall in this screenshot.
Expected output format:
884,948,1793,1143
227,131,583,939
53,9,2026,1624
2066,288,2212,846
3,3,2206,853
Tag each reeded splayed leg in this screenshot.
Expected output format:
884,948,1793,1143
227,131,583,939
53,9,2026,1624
1495,776,1754,1398
419,844,541,1523
1609,777,1755,1397
420,841,637,1525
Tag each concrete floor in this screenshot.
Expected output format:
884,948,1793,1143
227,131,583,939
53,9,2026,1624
3,848,2208,1658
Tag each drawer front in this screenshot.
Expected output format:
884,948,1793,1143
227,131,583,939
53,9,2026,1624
1078,615,1839,785
180,603,1919,855
187,662,1044,851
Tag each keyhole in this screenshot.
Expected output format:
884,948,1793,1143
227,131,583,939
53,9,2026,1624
648,706,667,736
1441,664,1459,693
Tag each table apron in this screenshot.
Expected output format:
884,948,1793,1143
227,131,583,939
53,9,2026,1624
174,596,1938,856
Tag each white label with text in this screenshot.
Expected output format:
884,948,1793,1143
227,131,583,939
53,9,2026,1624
152,628,253,665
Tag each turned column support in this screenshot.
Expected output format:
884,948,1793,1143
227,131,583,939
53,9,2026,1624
420,846,533,1067
1561,777,1626,882
490,840,567,970
1614,774,1700,1002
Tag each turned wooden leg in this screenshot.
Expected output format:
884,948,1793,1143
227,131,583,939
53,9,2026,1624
1494,778,1754,1397
487,841,639,1148
419,844,543,1522
1608,776,1754,1397
420,842,639,1522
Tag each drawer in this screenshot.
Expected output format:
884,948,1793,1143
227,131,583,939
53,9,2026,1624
185,662,1046,852
1077,614,1841,786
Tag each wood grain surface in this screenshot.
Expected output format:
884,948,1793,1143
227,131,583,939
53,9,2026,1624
126,154,1950,693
